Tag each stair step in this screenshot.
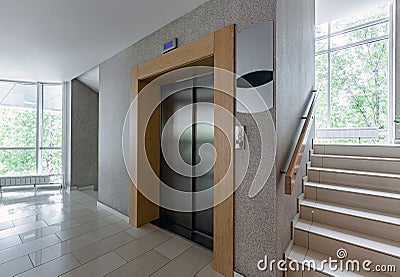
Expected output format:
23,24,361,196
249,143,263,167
311,154,400,175
304,182,400,215
300,199,400,242
287,245,387,277
297,145,400,276
294,219,400,273
308,167,400,193
314,144,400,158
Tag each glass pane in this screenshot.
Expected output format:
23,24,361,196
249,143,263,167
331,22,388,48
330,40,388,129
0,149,36,176
42,84,62,148
331,3,390,33
315,54,329,129
41,149,62,175
315,38,328,53
316,23,329,38
0,82,37,147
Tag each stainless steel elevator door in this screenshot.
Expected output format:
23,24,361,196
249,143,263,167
160,79,194,232
158,74,214,249
192,75,214,243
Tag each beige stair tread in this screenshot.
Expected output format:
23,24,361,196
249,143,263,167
309,167,400,179
300,199,400,226
312,154,400,162
295,219,400,259
305,182,400,200
287,244,307,262
288,245,387,277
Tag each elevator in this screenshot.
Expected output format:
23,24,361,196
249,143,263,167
153,73,214,250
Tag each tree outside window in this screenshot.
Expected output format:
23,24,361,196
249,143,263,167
0,81,63,176
315,3,392,143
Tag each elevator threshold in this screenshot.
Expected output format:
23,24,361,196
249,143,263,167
152,218,214,251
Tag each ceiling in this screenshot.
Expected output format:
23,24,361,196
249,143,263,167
78,66,99,92
0,0,208,83
316,0,391,24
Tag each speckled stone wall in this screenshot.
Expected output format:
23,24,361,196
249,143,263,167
71,79,99,189
235,111,277,277
99,0,276,223
99,0,315,276
396,0,400,141
275,0,315,274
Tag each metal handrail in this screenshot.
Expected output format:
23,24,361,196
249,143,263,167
282,89,320,195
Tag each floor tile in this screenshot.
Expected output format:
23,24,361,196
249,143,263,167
0,189,216,277
78,188,98,200
61,251,126,277
72,210,111,225
12,210,63,227
0,221,14,231
103,214,124,223
114,229,173,262
2,203,62,223
0,235,22,251
0,256,33,277
0,206,37,222
151,245,212,277
90,220,131,240
27,221,129,266
196,262,224,277
69,192,96,204
15,253,80,277
0,233,60,264
125,223,158,238
62,201,98,212
44,208,93,225
19,219,80,243
29,232,98,266
0,203,29,215
154,235,193,260
0,220,47,240
29,245,64,267
56,217,114,241
72,231,135,264
106,250,170,277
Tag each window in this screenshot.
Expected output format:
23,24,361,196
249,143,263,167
41,84,63,175
0,81,63,176
315,3,393,143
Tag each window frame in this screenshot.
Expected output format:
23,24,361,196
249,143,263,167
315,2,395,142
0,80,64,176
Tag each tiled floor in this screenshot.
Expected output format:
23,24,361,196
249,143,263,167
0,187,222,277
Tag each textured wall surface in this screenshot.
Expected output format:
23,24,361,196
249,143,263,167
99,0,315,276
99,0,275,220
71,79,99,189
396,0,400,141
275,0,316,272
235,112,277,277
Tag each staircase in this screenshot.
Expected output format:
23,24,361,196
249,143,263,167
287,144,400,277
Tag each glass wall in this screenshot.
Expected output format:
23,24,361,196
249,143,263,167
41,84,63,174
315,3,393,143
0,81,63,176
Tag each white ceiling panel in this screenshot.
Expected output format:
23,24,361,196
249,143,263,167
0,0,208,82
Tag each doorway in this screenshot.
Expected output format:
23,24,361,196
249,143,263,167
129,25,235,277
154,74,214,250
